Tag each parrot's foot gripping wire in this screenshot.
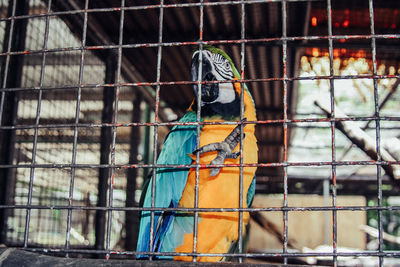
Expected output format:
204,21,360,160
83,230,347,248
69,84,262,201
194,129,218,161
193,118,247,176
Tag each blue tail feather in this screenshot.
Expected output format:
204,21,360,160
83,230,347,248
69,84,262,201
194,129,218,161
136,112,199,259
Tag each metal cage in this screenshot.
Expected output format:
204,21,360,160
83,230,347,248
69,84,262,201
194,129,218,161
0,0,399,266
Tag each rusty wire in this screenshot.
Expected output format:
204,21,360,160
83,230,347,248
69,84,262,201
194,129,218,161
0,0,399,265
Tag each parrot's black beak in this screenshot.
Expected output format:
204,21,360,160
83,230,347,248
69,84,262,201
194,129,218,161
191,51,219,104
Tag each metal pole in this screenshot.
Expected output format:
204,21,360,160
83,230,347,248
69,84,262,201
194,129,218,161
323,178,330,245
0,0,29,244
65,0,88,257
95,51,116,252
326,0,338,265
281,0,289,264
368,1,384,266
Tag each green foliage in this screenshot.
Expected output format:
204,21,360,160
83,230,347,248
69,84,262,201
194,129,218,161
367,198,400,250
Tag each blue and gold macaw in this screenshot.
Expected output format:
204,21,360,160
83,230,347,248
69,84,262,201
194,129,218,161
136,45,258,262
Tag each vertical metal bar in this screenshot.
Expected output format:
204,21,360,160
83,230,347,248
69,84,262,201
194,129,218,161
0,0,28,244
323,178,330,245
23,0,50,248
65,0,89,257
326,0,337,266
104,0,126,259
281,0,289,265
238,0,245,264
149,0,164,259
125,93,142,251
193,0,204,262
0,0,16,126
95,51,116,253
368,1,383,266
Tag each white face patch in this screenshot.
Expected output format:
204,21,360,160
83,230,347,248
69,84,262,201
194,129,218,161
212,77,236,104
201,50,236,104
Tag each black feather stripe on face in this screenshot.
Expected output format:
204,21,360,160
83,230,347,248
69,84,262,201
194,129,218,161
212,53,234,80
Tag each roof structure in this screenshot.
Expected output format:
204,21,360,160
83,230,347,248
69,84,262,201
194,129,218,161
48,0,400,195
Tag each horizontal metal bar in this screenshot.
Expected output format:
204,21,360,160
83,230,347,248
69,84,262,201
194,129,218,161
20,247,400,258
1,33,400,58
1,116,399,131
0,159,399,169
0,73,399,95
1,204,400,212
290,125,400,130
1,74,399,99
0,0,343,22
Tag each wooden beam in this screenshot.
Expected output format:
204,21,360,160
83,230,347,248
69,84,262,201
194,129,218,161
50,0,170,122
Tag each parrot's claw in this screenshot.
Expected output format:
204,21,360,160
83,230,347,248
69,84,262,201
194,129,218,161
193,118,247,177
228,151,241,159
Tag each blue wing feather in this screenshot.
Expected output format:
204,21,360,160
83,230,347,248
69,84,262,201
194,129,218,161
136,111,199,258
247,175,256,207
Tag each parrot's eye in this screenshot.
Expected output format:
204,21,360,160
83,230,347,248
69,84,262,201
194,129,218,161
225,62,230,69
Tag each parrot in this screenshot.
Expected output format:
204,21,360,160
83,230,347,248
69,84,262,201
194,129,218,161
136,45,258,262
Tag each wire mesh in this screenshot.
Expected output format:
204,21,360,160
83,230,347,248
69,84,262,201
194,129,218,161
0,0,399,266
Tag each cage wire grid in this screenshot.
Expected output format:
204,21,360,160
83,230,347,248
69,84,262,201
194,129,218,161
0,0,399,265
